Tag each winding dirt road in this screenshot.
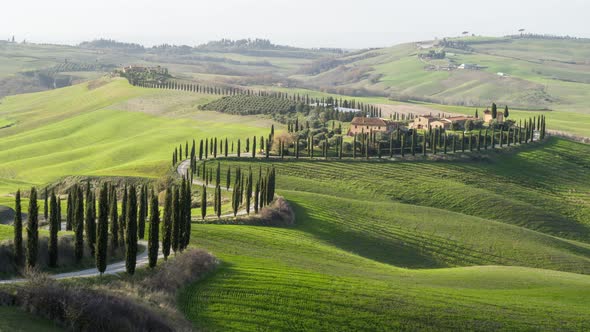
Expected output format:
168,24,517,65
0,241,160,284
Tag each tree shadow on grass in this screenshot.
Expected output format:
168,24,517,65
288,200,450,269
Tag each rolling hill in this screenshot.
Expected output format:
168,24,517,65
0,76,589,330
295,36,590,113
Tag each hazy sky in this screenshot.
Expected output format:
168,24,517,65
3,0,589,48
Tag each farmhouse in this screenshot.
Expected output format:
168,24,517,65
348,117,396,135
483,109,504,124
410,115,472,130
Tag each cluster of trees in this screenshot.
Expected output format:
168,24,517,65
199,163,277,219
201,95,298,115
12,181,187,275
421,50,446,59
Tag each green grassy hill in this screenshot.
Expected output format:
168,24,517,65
179,137,590,330
0,78,273,195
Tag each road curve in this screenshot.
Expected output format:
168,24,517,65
0,240,162,284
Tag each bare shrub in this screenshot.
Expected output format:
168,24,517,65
142,249,217,294
16,274,173,332
203,196,295,226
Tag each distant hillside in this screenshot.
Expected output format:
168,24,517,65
294,36,590,112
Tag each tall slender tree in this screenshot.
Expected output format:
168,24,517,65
85,183,96,256
201,185,207,220
110,186,119,249
44,187,48,222
96,183,109,275
138,186,146,240
26,187,39,268
171,187,180,254
48,192,58,268
14,190,23,265
66,192,73,231
119,186,127,247
125,185,138,275
74,186,84,262
148,190,159,268
183,180,192,249
162,188,172,260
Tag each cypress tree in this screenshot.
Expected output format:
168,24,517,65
125,185,138,275
184,181,192,249
66,192,73,231
178,179,186,251
200,185,207,220
422,133,427,156
48,192,58,268
138,186,146,240
199,139,203,160
254,179,260,214
491,103,497,119
85,183,96,256
171,187,180,253
237,139,241,157
57,197,62,231
110,187,119,249
14,190,23,265
216,162,221,187
246,169,252,215
120,186,127,247
96,183,109,275
74,187,84,262
232,176,240,216
44,187,48,222
148,190,159,268
252,136,256,158
226,167,231,190
26,187,39,268
162,188,172,260
216,185,221,218
225,138,229,157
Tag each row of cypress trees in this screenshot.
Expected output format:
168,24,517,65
171,116,547,166
13,182,174,275
173,128,276,170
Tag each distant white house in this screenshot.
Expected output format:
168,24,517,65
310,103,361,113
458,63,486,70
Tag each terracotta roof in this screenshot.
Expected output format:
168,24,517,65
483,109,492,114
351,117,388,126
